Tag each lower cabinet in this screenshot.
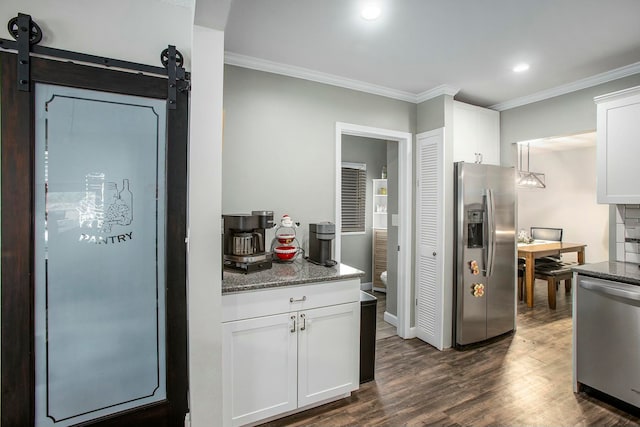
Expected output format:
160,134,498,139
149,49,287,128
222,312,298,426
222,281,360,427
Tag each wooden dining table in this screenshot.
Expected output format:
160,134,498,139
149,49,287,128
517,241,586,308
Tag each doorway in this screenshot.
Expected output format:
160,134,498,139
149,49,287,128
515,132,608,310
334,122,412,339
515,132,608,265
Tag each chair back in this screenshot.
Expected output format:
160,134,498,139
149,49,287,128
530,227,563,242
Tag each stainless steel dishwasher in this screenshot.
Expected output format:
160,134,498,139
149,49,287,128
576,274,640,407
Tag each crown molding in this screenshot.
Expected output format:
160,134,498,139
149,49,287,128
416,85,460,103
225,52,640,110
224,52,418,103
490,61,640,111
594,84,640,103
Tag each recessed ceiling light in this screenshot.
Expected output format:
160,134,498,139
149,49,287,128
361,4,381,20
513,63,530,73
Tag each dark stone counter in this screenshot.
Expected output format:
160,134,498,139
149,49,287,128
572,261,640,286
222,258,364,294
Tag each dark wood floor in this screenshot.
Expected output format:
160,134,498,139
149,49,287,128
369,290,396,340
261,281,640,426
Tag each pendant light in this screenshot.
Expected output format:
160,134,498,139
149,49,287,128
517,143,546,188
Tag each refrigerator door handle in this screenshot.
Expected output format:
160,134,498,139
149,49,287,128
485,188,496,276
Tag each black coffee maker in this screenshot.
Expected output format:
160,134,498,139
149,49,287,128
222,210,274,273
308,222,336,266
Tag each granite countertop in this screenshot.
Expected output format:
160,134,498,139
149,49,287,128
572,261,640,286
222,258,365,294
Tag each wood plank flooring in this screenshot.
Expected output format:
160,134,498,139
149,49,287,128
260,280,640,426
370,291,396,340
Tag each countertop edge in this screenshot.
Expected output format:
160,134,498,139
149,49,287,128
221,260,365,294
222,271,364,294
572,261,640,286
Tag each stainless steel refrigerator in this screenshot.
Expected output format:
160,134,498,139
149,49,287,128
454,162,516,347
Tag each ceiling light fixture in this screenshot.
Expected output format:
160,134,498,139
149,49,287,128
513,63,530,73
361,3,381,20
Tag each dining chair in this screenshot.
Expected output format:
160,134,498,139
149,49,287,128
530,227,563,263
526,226,574,309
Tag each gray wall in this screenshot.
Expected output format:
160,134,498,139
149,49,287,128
500,74,640,166
417,95,446,133
223,65,415,253
386,142,399,316
341,135,388,283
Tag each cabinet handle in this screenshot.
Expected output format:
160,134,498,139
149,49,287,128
300,313,306,331
290,296,307,303
290,315,296,333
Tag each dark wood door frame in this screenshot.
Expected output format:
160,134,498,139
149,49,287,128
0,52,189,427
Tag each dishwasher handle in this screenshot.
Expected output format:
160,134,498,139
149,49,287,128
580,278,640,302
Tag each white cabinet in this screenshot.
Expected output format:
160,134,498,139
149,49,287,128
297,303,359,407
222,280,360,427
372,179,387,230
595,85,640,204
222,313,298,426
453,101,500,165
372,179,388,291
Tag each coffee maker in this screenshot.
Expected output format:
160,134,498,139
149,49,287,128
308,222,336,266
222,210,275,273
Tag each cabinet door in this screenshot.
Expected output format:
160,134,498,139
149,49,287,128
453,101,500,165
222,313,298,427
297,302,360,408
474,107,500,165
453,102,477,163
596,91,640,203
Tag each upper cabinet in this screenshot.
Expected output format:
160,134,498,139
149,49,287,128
453,101,500,165
595,86,640,204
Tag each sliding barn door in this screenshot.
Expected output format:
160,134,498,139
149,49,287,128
415,129,445,350
1,53,188,427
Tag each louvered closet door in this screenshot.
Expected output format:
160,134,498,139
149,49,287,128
415,129,445,350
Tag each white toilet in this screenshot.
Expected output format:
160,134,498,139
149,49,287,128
380,271,387,286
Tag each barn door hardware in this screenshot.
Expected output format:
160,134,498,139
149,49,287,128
161,45,188,110
2,13,190,101
6,13,42,91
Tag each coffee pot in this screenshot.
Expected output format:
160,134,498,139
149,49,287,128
222,210,274,273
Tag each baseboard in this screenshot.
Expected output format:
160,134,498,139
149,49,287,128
360,281,373,291
383,311,397,327
405,326,417,339
372,286,387,293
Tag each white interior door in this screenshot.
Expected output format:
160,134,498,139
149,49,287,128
415,129,445,350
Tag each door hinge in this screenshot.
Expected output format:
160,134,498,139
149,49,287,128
415,298,418,306
398,245,400,251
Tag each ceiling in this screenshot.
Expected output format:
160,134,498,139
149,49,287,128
520,131,596,153
224,0,640,108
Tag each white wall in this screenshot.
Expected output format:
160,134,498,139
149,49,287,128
0,0,193,69
517,145,608,263
188,24,224,426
